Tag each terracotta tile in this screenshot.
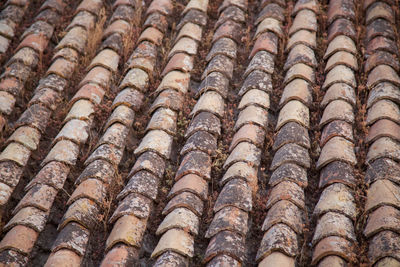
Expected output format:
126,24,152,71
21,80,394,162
292,0,318,15
0,91,15,115
118,170,159,201
110,193,152,223
221,162,258,194
7,126,40,151
245,51,274,76
366,52,399,76
284,44,316,71
312,211,356,245
176,150,211,180
224,142,261,169
85,143,124,166
202,54,234,80
103,19,131,39
2,61,30,82
0,182,13,205
208,254,241,267
259,252,295,266
374,257,400,267
367,99,400,125
216,6,246,28
212,20,242,44
235,105,268,131
162,192,203,217
321,82,356,107
105,105,135,129
273,122,310,151
71,83,104,106
197,71,229,98
368,230,400,265
191,91,224,118
322,65,356,89
367,82,400,108
162,53,194,76
207,37,237,61
239,70,272,96
256,3,285,24
280,78,312,107
0,161,23,188
151,228,194,258
146,0,173,16
0,142,31,167
98,122,129,148
14,184,56,214
138,27,163,46
106,215,146,250
134,129,173,158
313,183,356,220
366,179,400,213
76,159,114,186
312,236,355,265
271,143,310,170
320,120,353,147
16,104,51,133
364,205,400,238
213,178,252,212
289,10,317,35
365,158,400,186
79,66,112,89
90,49,120,73
144,12,168,33
152,251,188,266
325,51,358,72
219,0,247,13
0,249,28,266
9,47,38,67
367,119,400,144
169,37,198,58
55,27,87,54
255,17,282,39
112,88,143,111
54,119,89,145
284,63,315,84
5,206,48,232
367,36,398,56
17,34,48,54
251,32,278,58
126,57,155,76
320,99,354,127
206,206,248,237
328,18,356,42
317,255,348,267
256,224,298,261
64,99,94,123
168,174,208,201
66,11,96,32
156,207,199,236
68,178,106,206
26,161,69,191
76,0,102,15
130,151,165,179
317,136,356,169
42,140,79,166
269,163,308,188
120,68,149,92
0,77,23,96
183,0,208,14
176,9,207,31
130,40,157,59
157,70,189,95
44,249,81,267
181,130,217,156
276,100,309,130
286,30,316,52
0,225,38,255
230,124,265,151
204,230,245,263
324,35,356,60
262,200,304,234
185,112,221,138
175,22,202,43
366,18,395,42
266,181,305,209
327,0,355,25
36,73,67,93
30,88,61,111
100,244,138,267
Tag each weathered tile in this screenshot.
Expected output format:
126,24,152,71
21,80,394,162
90,49,119,73
284,44,316,70
270,143,310,170
104,105,135,130
289,10,317,35
364,206,400,238
162,53,194,75
322,65,356,89
156,71,189,94
163,192,203,217
177,9,207,30
208,255,241,267
202,54,233,80
286,30,316,51
67,11,96,32
54,119,89,145
366,18,394,42
17,34,48,55
244,51,274,76
175,22,202,43
138,27,163,46
328,18,356,42
42,140,79,166
156,207,199,236
110,193,152,222
5,206,48,232
256,3,285,24
239,70,272,96
367,119,400,144
215,6,246,28
0,225,38,255
367,36,398,56
324,35,357,60
103,19,131,39
168,37,198,58
284,63,315,84
52,47,79,63
26,161,69,191
64,99,94,123
234,104,268,131
280,78,312,107
0,161,23,188
320,100,354,127
55,26,87,54
15,104,51,133
365,51,399,74
183,0,208,14
79,66,111,89
255,18,282,39
36,74,67,93
317,255,348,267
266,181,305,209
320,120,353,147
251,32,278,58
368,231,400,265
325,51,358,72
76,0,102,15
327,0,355,25
7,126,40,151
313,183,356,220
269,163,308,188
204,230,245,263
312,236,355,265
168,174,208,201
9,47,38,67
262,200,304,234
273,122,310,151
206,206,248,237
312,212,356,245
175,150,211,181
196,71,229,98
374,257,400,267
152,251,187,266
0,142,31,167
256,224,298,261
292,0,318,15
219,0,247,13
181,130,217,156
60,198,100,230
221,162,258,194
367,100,400,125
0,77,23,96
230,124,265,151
106,215,146,250
135,130,173,158
213,178,252,212
44,249,81,267
276,100,309,130
317,137,356,169
120,68,149,92
30,88,62,111
212,20,242,44
68,178,105,206
365,158,400,186
190,91,225,118
118,170,159,201
98,122,128,148
206,37,237,61
185,112,221,138
112,88,143,111
224,142,261,169
151,229,194,258
367,82,400,108
258,252,295,267
238,89,270,110
366,179,400,213
321,82,356,107
146,108,177,136
149,89,183,113
130,151,165,179
146,0,173,15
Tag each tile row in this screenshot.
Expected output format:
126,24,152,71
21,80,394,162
256,0,318,265
0,0,31,61
0,0,139,265
0,0,68,132
149,0,249,265
100,0,210,266
0,0,105,213
311,0,359,265
200,1,284,266
361,1,400,266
